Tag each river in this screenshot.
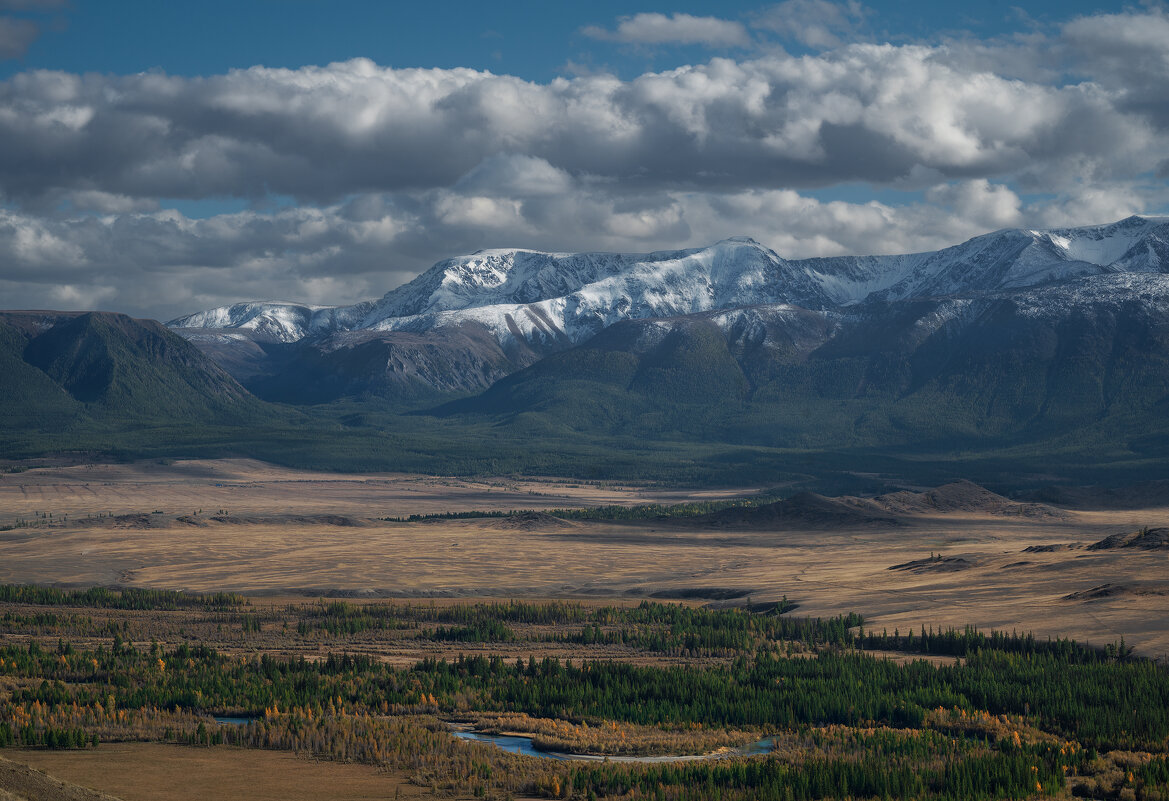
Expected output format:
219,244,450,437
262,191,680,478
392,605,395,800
451,729,778,763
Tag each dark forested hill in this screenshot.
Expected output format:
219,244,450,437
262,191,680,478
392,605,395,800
0,311,273,448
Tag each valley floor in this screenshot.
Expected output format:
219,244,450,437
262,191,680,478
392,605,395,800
2,457,1168,800
0,458,1166,658
6,744,432,801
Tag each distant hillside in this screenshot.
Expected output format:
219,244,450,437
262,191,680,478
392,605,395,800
697,481,1064,529
0,754,125,801
701,491,904,530
0,311,272,446
862,480,1066,519
435,283,1169,463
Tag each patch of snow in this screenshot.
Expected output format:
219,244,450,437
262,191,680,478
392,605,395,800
168,216,1169,352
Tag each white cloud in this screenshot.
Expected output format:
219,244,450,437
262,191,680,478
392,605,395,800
47,282,116,310
1030,185,1150,229
752,0,868,49
0,41,1161,208
2,175,1157,321
62,190,160,214
582,13,750,48
454,154,575,197
1,8,1168,318
1062,8,1169,69
1061,9,1169,129
925,179,1022,230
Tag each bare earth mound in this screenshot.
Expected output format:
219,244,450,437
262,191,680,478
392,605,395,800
1064,583,1169,601
864,480,1066,519
888,556,976,573
1087,527,1169,551
1023,544,1076,553
704,481,1066,531
0,756,123,801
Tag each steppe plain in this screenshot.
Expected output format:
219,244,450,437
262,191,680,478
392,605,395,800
1,457,1166,659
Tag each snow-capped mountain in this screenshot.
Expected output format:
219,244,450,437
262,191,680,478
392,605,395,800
170,216,1169,349
167,216,1169,404
169,300,376,343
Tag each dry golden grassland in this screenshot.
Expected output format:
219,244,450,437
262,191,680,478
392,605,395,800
8,743,434,801
0,458,1165,658
0,458,747,522
0,753,124,801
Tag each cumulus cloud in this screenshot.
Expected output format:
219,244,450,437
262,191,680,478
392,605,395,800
0,172,1152,320
925,179,1022,231
0,43,1162,207
1062,8,1169,73
752,0,868,49
453,154,575,197
1061,9,1169,128
0,8,1168,318
582,13,750,48
0,204,420,317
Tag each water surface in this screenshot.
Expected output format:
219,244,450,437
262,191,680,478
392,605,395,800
452,729,777,763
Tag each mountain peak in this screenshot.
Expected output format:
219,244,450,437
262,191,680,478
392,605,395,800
172,216,1169,351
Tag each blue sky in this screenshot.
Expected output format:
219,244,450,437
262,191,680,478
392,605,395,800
2,1,1126,81
0,0,1166,318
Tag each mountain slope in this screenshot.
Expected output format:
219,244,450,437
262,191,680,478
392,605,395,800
0,315,85,430
3,215,1159,486
170,300,376,344
438,273,1169,456
245,323,524,404
1,311,268,429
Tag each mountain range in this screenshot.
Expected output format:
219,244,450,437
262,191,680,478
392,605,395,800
168,215,1169,419
4,215,1169,487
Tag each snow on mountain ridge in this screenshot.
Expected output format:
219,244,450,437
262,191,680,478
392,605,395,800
169,217,1169,348
1042,215,1169,266
169,301,329,343
169,300,377,344
352,238,830,348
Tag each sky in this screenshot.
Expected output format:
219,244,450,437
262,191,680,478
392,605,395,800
1,0,1167,320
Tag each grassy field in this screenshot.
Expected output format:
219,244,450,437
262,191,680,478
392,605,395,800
9,744,430,801
0,458,1166,658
